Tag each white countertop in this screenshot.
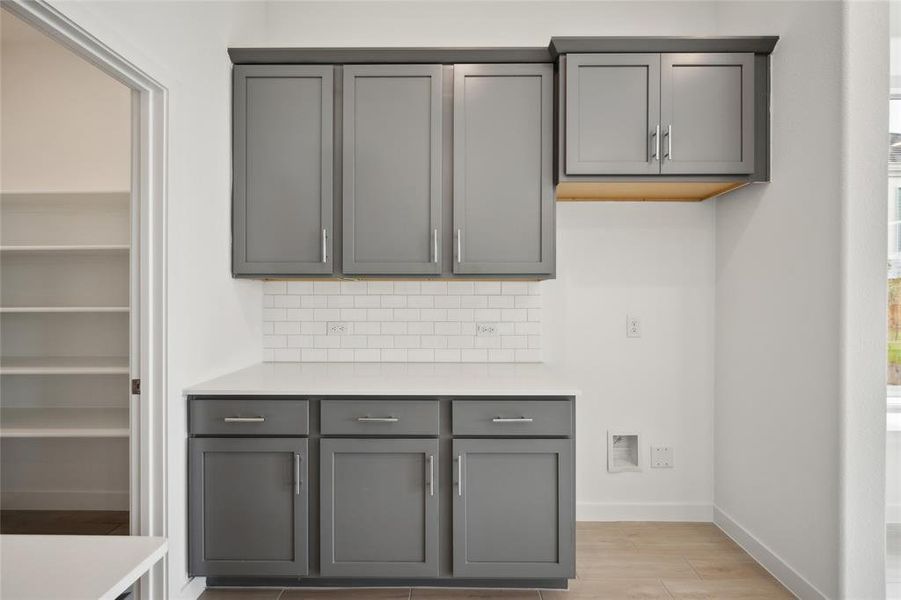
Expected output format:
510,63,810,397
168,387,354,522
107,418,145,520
186,362,579,397
0,535,167,600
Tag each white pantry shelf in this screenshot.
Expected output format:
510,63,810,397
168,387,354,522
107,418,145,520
0,407,130,438
0,306,129,313
0,356,130,375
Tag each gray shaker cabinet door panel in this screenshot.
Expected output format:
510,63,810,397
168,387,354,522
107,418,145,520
233,65,333,275
452,439,574,579
660,53,755,174
453,64,554,276
343,65,442,275
320,438,439,577
565,54,661,175
189,438,308,577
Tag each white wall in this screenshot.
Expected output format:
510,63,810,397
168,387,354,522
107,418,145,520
263,0,720,522
0,10,130,192
42,2,266,598
714,2,887,598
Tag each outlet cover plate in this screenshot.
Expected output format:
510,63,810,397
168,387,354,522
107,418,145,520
651,446,674,468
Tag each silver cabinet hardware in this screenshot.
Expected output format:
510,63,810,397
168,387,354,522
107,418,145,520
456,229,462,264
491,417,534,423
294,453,302,495
651,125,660,161
223,416,265,423
321,228,327,263
666,125,673,160
432,228,439,263
428,455,435,497
457,454,464,497
356,416,399,423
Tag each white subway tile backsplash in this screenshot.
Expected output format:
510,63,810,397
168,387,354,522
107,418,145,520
263,281,287,294
473,282,500,295
287,281,314,294
367,281,394,295
393,281,421,294
408,322,435,335
300,322,326,335
408,295,434,309
314,281,340,295
447,281,474,295
263,281,542,363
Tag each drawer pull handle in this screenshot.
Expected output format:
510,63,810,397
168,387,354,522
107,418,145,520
223,416,265,423
492,417,534,423
428,455,435,497
356,416,399,423
457,454,464,497
294,453,302,495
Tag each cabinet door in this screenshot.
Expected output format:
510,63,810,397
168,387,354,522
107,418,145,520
453,439,574,578
343,65,442,275
189,438,308,577
453,64,554,276
320,438,439,577
660,53,754,174
564,54,661,175
233,65,333,276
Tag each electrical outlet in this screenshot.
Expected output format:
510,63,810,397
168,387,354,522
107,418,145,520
627,315,642,338
650,446,673,468
328,322,348,335
477,323,498,337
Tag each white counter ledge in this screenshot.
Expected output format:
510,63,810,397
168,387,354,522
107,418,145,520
185,362,579,397
0,535,167,600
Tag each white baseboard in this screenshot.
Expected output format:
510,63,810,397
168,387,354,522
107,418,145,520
888,503,901,524
0,490,128,511
577,502,713,522
714,506,828,600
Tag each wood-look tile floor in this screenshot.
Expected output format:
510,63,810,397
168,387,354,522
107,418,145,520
0,510,129,535
201,523,795,600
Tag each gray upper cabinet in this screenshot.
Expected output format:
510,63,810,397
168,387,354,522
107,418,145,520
189,437,308,577
233,65,333,276
565,54,661,175
453,64,554,276
452,438,574,579
660,53,755,175
320,438,439,577
343,65,443,275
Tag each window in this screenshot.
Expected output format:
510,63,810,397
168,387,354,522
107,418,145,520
888,96,901,386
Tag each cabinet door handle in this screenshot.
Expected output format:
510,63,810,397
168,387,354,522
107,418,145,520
491,417,534,423
457,454,464,497
428,455,435,497
321,228,327,263
432,228,439,264
456,229,462,264
651,125,660,161
356,416,399,423
294,453,302,495
665,125,673,160
223,416,265,423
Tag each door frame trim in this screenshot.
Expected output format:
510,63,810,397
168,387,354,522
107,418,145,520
1,2,169,598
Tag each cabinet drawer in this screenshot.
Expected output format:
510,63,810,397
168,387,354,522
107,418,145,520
321,400,439,436
452,400,572,437
189,399,309,436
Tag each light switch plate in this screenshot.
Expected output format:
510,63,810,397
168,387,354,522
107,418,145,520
650,446,673,468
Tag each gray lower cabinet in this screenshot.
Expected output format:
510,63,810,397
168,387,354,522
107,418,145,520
189,438,309,577
660,53,754,175
564,54,661,175
320,438,439,577
453,64,554,276
232,65,334,276
453,438,574,579
342,65,443,275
